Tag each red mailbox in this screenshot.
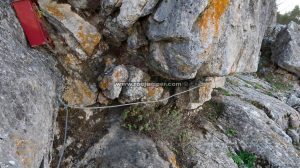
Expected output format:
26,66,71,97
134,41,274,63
11,0,50,47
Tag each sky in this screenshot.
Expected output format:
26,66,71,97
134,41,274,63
277,0,300,14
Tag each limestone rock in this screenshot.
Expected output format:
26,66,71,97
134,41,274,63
189,132,238,168
177,77,225,110
127,23,148,50
143,86,164,101
101,0,122,16
99,65,128,100
76,112,170,168
0,1,60,167
119,66,150,103
103,0,159,45
67,0,100,10
147,0,276,79
272,22,300,76
38,0,101,57
225,75,300,130
287,129,300,145
62,78,97,106
218,96,300,167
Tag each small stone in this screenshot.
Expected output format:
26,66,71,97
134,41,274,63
143,86,164,101
62,78,97,106
289,115,300,129
97,92,110,105
8,161,15,165
100,65,128,100
119,66,150,103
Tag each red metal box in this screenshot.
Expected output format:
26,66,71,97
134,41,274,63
11,0,50,47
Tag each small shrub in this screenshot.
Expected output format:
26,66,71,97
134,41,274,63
122,104,189,142
228,151,257,168
214,88,231,96
225,128,237,137
201,99,225,121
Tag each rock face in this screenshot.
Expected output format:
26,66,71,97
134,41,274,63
177,77,225,110
272,22,300,76
99,65,129,100
0,1,60,167
219,96,300,167
147,0,276,79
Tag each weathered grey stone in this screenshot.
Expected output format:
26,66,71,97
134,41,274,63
177,77,225,110
117,0,159,28
0,1,60,167
76,112,170,168
67,0,100,10
189,132,238,168
225,75,300,130
99,65,128,100
147,0,276,79
272,22,300,76
62,78,97,106
38,0,101,58
127,23,148,49
218,96,300,167
119,66,150,103
287,129,300,145
101,0,122,16
103,0,158,45
287,94,300,108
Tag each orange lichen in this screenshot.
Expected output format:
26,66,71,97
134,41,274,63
113,70,122,80
13,137,35,168
46,4,65,20
198,0,230,40
63,79,96,105
77,25,101,56
100,78,111,90
147,87,157,97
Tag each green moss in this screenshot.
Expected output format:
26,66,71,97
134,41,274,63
214,88,232,96
228,151,257,168
225,128,237,137
264,73,292,92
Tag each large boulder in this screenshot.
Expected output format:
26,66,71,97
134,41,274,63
272,22,300,76
38,0,101,58
76,112,170,168
218,96,300,167
147,0,277,79
0,1,60,167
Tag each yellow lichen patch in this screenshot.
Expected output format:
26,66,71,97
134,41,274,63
198,0,230,41
180,64,193,73
46,4,65,20
147,87,157,97
113,70,122,81
63,78,96,106
99,78,112,90
77,25,101,56
169,155,180,168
